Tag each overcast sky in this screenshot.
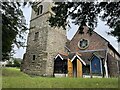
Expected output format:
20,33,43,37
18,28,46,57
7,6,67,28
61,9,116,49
13,6,119,59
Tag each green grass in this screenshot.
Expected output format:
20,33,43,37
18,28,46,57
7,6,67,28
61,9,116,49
2,67,118,88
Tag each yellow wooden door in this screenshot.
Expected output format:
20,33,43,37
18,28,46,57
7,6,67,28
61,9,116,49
77,59,82,77
68,59,73,77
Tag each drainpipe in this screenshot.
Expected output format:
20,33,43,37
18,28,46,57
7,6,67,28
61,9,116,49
90,59,92,78
104,43,109,78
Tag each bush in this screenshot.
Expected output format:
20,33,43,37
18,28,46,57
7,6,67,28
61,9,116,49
6,61,13,67
13,60,20,67
6,59,21,67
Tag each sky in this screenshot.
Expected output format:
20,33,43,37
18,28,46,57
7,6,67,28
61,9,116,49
13,6,119,59
13,6,31,59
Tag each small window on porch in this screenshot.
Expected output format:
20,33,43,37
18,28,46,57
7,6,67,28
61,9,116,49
54,57,67,74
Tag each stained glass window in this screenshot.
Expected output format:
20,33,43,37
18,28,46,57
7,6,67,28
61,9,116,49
78,39,89,49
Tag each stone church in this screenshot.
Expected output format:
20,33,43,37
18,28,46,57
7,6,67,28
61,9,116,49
21,1,120,78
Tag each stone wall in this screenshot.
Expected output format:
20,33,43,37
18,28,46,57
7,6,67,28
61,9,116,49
46,26,67,76
107,54,119,77
108,47,120,60
21,1,67,76
107,47,120,77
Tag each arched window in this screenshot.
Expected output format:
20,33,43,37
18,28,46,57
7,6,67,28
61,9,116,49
33,55,36,60
54,57,67,74
37,5,43,15
91,56,102,75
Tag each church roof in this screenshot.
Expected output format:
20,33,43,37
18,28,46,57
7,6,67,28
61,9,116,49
59,53,68,60
55,50,118,65
108,43,120,57
55,53,68,60
93,31,120,57
80,52,92,65
78,50,106,65
107,53,120,62
68,26,120,57
68,52,81,60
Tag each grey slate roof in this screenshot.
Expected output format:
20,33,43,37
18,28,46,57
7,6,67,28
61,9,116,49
56,50,106,65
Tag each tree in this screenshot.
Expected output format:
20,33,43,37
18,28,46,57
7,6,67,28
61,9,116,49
6,57,21,67
1,2,30,61
48,1,120,42
2,1,120,61
13,59,21,67
6,60,13,67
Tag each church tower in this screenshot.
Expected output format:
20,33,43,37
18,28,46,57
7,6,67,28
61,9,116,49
22,0,67,76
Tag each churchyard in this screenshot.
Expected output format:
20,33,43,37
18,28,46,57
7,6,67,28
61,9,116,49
2,67,118,88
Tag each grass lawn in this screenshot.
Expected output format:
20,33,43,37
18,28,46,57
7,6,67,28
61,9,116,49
2,67,118,88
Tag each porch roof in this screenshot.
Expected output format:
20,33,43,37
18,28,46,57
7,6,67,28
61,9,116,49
79,50,106,65
68,52,86,65
55,50,106,65
55,52,68,60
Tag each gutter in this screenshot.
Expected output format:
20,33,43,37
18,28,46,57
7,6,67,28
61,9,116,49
64,46,71,52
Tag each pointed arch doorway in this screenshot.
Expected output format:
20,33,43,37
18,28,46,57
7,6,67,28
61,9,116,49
68,54,86,77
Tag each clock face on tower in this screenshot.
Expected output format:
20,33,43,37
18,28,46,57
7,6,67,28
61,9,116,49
78,38,89,50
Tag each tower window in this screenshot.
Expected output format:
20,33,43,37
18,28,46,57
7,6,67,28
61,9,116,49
34,32,39,41
33,55,36,60
37,5,43,15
